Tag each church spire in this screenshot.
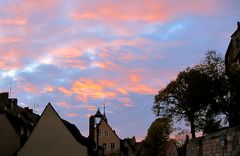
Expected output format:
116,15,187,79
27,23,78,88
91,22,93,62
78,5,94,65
103,103,108,122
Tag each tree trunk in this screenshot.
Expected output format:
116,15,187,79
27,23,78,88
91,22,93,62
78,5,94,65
190,117,196,139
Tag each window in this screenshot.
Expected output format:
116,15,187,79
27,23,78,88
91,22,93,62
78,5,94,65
102,143,107,149
20,127,24,136
105,131,109,136
27,129,30,136
110,143,115,149
99,131,101,137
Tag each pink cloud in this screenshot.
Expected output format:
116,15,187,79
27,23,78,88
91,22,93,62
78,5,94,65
66,113,79,117
0,50,27,70
117,97,135,107
76,104,97,111
0,18,27,26
57,102,71,108
71,0,222,23
0,37,19,43
22,83,38,93
49,47,84,59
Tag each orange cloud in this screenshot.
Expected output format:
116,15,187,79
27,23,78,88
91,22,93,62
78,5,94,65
44,85,54,92
72,78,116,101
58,75,156,102
58,87,72,96
66,113,79,117
130,74,140,82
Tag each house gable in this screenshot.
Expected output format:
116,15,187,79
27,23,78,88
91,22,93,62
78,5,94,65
96,119,121,155
0,114,20,156
18,103,88,156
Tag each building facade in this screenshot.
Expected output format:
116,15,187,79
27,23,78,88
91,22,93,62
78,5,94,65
0,92,38,156
89,109,121,156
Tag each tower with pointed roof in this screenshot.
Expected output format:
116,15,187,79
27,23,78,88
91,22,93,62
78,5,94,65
89,108,121,156
225,22,240,71
225,22,240,126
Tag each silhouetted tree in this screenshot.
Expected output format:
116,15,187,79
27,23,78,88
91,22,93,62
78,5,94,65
153,51,227,138
142,118,172,156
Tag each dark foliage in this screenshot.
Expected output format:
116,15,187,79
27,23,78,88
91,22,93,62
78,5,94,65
142,118,172,156
153,51,228,138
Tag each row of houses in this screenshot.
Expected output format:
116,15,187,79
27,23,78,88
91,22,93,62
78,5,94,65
0,92,93,156
0,92,177,156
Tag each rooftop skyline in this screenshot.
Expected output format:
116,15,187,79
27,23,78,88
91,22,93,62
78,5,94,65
0,0,240,141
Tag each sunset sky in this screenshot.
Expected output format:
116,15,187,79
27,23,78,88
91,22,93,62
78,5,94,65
0,0,239,141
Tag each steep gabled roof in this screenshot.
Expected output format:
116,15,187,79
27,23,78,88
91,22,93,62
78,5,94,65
96,118,121,141
20,103,94,154
231,22,240,37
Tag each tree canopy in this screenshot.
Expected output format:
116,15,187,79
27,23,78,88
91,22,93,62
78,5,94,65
142,117,172,156
153,51,228,138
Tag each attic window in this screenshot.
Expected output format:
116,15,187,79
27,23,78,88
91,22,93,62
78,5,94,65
105,131,109,137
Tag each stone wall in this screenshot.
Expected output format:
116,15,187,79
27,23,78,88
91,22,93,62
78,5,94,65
186,126,240,156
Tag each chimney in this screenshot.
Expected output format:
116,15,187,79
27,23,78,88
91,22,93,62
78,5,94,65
89,115,95,140
238,21,240,28
24,107,33,113
0,92,9,104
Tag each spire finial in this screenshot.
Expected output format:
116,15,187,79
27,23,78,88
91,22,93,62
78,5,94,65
103,103,106,115
102,103,108,122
